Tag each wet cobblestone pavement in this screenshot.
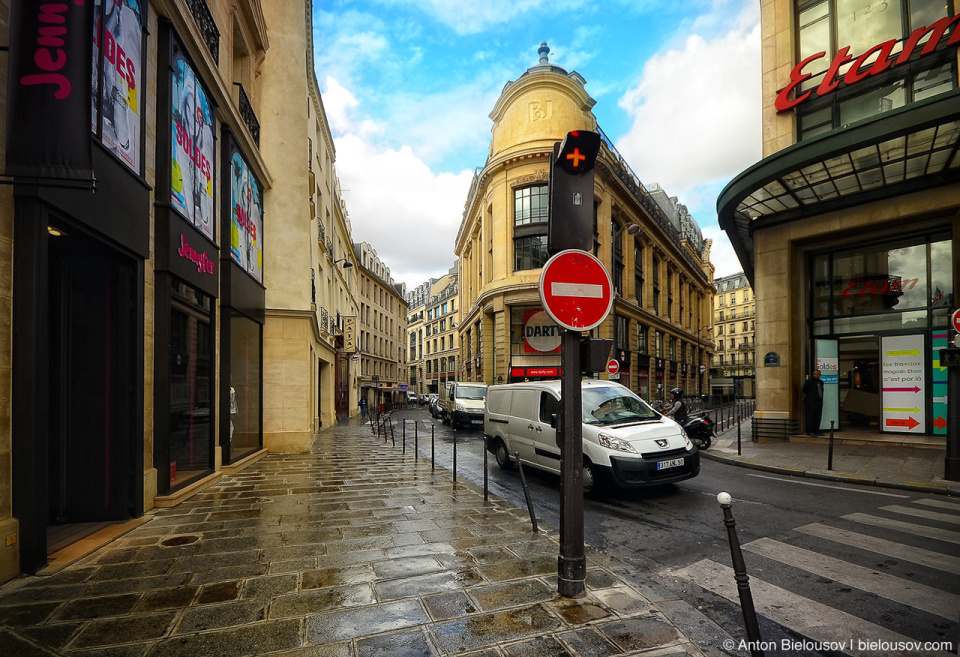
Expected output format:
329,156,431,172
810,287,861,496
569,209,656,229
0,423,710,656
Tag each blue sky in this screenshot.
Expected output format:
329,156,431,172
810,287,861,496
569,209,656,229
313,0,763,289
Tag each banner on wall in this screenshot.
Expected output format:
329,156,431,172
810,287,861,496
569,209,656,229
344,317,357,353
230,150,263,283
881,335,926,434
6,0,94,181
932,331,949,435
95,0,144,173
171,46,216,241
815,339,839,432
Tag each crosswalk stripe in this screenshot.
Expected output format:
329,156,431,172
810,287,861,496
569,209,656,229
672,560,952,657
914,499,960,512
880,505,960,526
795,523,960,575
742,537,958,620
844,512,960,544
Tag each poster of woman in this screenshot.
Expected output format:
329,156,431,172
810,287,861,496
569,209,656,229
95,0,144,173
230,151,263,284
171,49,215,241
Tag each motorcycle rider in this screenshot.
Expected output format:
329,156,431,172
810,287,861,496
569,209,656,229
664,388,688,425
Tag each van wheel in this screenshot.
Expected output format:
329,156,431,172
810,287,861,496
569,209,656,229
494,441,514,470
582,461,597,496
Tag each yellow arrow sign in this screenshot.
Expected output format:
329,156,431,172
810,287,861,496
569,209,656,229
883,407,921,413
885,348,921,357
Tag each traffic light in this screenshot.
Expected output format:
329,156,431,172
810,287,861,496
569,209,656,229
548,130,601,254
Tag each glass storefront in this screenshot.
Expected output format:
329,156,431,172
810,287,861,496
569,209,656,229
169,279,214,487
229,312,262,461
809,231,953,434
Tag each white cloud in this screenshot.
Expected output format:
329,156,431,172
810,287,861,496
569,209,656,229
702,225,746,279
614,5,762,198
333,134,474,289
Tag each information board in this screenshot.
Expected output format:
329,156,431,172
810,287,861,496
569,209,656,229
881,334,925,434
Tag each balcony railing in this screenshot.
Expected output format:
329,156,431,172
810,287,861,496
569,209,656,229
186,0,219,65
233,83,260,147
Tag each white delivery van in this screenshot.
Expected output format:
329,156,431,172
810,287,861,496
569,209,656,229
484,380,699,493
439,382,488,429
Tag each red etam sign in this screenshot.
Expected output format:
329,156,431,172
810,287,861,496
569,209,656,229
776,14,960,112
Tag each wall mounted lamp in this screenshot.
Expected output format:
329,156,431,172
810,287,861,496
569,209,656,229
334,258,353,269
627,224,641,235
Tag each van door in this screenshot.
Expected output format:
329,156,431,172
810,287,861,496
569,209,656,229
533,392,561,473
507,389,541,466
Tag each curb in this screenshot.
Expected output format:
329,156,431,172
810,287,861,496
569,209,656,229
700,449,960,497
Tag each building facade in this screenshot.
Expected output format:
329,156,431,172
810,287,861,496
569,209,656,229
355,243,409,411
712,272,756,399
720,0,959,438
261,0,358,447
456,44,715,403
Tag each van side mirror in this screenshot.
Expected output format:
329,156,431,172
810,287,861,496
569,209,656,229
550,414,557,429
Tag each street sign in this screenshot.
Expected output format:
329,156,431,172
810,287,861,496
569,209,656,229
952,308,960,334
607,359,619,375
539,250,613,332
700,364,706,373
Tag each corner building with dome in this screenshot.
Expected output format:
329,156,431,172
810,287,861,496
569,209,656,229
455,44,716,403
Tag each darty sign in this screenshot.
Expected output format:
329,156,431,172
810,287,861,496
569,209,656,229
776,14,960,112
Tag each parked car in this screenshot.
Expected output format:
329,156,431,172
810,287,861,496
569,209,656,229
428,396,441,418
484,380,699,494
439,381,488,429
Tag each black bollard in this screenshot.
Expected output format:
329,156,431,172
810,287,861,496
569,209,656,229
452,427,457,483
483,435,489,502
402,420,406,455
414,420,419,462
827,420,836,471
737,400,742,456
431,424,435,471
718,492,764,657
516,452,538,532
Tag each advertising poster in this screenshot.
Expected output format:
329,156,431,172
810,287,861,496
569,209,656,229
171,50,215,241
523,310,562,353
932,331,949,435
815,339,839,432
881,335,926,434
96,0,144,173
230,151,263,284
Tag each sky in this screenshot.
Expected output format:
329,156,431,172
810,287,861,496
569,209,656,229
312,0,763,291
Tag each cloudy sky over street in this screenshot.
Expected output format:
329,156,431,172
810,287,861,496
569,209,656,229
313,0,762,289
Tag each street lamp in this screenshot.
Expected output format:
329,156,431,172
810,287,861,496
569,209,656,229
696,325,713,400
333,258,353,269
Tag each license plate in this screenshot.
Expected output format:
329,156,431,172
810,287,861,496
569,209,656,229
657,457,685,470
472,419,483,425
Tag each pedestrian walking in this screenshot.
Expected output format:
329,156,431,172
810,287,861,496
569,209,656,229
801,369,824,435
360,398,367,419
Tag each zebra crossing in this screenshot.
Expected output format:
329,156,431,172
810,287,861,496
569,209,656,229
674,496,960,656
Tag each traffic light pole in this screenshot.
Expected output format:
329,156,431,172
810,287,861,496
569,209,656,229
558,329,585,597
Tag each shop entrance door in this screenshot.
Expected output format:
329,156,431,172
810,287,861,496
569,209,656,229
838,337,881,431
49,232,137,523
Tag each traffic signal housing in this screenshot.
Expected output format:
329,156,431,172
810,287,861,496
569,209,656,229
548,130,601,254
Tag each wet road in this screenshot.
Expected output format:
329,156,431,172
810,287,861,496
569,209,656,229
390,408,959,655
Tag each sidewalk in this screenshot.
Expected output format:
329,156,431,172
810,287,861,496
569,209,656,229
703,418,960,497
0,420,725,657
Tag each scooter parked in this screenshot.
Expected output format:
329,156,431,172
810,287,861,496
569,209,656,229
682,413,715,450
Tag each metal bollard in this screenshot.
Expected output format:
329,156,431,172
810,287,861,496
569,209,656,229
402,420,406,454
452,427,457,483
737,401,742,456
431,424,435,471
414,420,419,462
827,420,836,471
483,435,489,502
516,452,538,532
717,492,764,657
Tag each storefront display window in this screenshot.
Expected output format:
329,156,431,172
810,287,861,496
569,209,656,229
169,280,213,488
230,313,262,461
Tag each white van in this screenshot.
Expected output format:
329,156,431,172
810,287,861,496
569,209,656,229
439,381,488,429
484,380,699,493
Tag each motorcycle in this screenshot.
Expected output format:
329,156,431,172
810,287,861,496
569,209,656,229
681,412,715,450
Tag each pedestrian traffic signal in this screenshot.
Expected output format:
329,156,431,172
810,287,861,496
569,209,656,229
548,130,601,254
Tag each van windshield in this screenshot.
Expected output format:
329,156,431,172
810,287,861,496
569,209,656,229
457,386,487,400
582,387,658,426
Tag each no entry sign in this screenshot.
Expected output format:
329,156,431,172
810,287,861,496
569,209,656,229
539,250,613,332
607,359,619,375
952,308,960,334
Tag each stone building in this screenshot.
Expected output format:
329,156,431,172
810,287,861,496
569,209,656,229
713,272,756,399
720,1,958,439
406,268,460,397
455,44,715,402
354,243,409,410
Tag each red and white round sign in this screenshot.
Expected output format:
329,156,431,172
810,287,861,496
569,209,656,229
952,308,960,334
539,250,613,332
606,359,619,375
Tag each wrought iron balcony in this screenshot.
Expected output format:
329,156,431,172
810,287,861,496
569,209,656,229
233,83,260,147
186,0,219,65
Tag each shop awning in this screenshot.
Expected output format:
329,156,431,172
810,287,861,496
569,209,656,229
718,90,960,284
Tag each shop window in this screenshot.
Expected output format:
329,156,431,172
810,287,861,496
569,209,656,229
514,235,548,271
229,313,262,462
